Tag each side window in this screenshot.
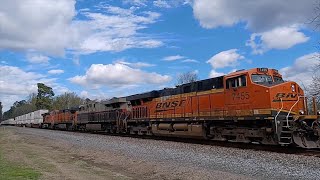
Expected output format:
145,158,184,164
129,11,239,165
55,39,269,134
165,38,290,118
226,75,247,89
240,75,247,86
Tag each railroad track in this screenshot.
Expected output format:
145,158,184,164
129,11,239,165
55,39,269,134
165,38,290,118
48,128,320,158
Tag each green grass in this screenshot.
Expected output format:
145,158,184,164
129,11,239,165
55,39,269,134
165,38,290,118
0,152,40,180
0,129,41,180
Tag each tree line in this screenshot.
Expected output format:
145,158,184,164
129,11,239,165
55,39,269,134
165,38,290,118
2,83,85,120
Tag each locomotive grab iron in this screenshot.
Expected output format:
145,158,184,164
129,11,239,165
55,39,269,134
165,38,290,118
3,68,320,149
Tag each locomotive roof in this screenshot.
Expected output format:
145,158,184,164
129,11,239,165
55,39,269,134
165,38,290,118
123,68,282,102
126,75,224,101
102,97,127,104
226,68,281,77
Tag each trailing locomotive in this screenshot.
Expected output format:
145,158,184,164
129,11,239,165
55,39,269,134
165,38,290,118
42,109,77,130
21,68,320,148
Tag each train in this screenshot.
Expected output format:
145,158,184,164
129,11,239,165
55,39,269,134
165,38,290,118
0,110,48,127
0,118,15,126
2,68,320,149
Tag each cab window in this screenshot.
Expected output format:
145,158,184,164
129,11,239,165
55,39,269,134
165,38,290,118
226,75,247,89
251,74,273,84
273,76,284,83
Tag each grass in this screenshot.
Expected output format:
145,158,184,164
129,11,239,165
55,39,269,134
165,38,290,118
0,159,40,180
0,129,41,180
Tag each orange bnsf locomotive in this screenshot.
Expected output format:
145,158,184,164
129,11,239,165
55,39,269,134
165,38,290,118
42,68,320,149
42,109,77,130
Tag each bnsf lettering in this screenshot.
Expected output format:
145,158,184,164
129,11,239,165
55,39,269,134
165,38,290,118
275,93,286,99
275,93,297,99
163,102,171,108
171,101,178,107
156,103,162,109
156,100,186,109
288,93,297,98
273,93,299,102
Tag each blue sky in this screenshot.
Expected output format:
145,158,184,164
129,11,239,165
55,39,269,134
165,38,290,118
0,0,319,111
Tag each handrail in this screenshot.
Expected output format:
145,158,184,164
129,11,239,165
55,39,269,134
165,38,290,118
286,96,304,127
274,98,283,133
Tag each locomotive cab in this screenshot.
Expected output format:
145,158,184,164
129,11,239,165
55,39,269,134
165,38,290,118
224,68,319,148
224,68,305,117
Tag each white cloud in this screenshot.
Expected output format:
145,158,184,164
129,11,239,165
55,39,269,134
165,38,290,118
79,90,110,101
191,0,314,54
207,49,244,69
163,55,185,61
0,66,43,96
0,65,68,111
154,0,171,8
1,94,20,112
192,0,315,32
74,8,163,54
48,69,64,75
0,1,163,56
182,59,199,63
26,53,50,64
80,91,89,98
104,6,134,16
114,59,156,68
69,63,171,88
123,0,147,6
123,0,190,8
209,70,225,78
0,0,77,56
246,26,309,54
153,0,191,8
280,53,320,88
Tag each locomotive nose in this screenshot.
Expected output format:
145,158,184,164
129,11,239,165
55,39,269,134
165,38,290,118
291,82,303,94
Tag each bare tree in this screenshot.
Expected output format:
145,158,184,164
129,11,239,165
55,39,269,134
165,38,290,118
310,71,320,96
310,1,320,29
176,71,198,86
309,1,320,108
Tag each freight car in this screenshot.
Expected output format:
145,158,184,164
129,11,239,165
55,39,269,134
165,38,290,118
0,118,15,126
15,110,48,128
40,68,319,149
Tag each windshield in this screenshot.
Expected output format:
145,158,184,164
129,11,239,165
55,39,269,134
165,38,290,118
274,76,284,82
251,74,273,83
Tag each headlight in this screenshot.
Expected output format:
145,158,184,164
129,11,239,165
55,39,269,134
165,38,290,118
317,111,320,115
299,110,305,115
291,84,295,92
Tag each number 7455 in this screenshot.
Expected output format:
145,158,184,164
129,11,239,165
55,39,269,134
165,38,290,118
232,92,250,100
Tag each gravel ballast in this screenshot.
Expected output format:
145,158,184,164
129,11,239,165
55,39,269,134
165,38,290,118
7,127,320,179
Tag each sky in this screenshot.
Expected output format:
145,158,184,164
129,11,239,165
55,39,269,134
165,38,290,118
0,0,319,111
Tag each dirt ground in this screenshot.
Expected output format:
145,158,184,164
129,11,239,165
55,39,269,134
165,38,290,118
0,127,135,180
0,127,250,180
